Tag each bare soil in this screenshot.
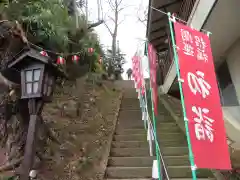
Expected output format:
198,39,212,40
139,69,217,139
36,79,122,180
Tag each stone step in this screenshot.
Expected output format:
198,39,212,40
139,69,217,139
170,179,214,180
115,129,147,135
112,141,148,148
167,166,213,178
116,126,181,134
118,114,174,121
120,102,141,106
118,116,142,122
106,167,151,178
120,103,141,107
108,155,189,167
114,133,185,141
110,147,188,157
110,148,149,157
106,179,150,180
116,123,145,129
119,109,142,113
106,178,212,180
106,166,213,179
161,147,188,156
119,107,142,114
111,139,187,148
158,139,187,147
164,155,189,166
116,122,178,129
113,134,147,141
108,157,154,167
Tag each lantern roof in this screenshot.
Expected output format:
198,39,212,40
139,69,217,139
4,47,67,84
8,48,53,68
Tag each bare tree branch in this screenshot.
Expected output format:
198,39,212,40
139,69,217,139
88,20,104,29
103,22,113,36
117,14,131,26
116,0,124,7
136,3,148,27
118,4,132,12
107,15,115,23
107,0,116,11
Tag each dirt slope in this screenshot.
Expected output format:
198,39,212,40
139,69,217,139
37,78,122,180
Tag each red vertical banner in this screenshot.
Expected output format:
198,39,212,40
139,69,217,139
173,22,231,169
132,55,145,95
132,55,138,84
148,43,158,115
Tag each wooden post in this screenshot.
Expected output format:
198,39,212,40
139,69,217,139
20,99,43,180
20,114,38,180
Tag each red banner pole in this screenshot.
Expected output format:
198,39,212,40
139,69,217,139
167,12,197,180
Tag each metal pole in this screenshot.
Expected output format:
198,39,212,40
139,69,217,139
167,12,197,180
145,42,161,180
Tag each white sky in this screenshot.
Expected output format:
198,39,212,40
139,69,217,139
87,0,149,79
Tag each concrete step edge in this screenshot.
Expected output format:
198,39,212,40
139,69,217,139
114,133,183,136
105,178,215,180
108,155,190,161
111,147,188,150
106,179,150,180
107,166,151,169
111,141,187,147
170,179,214,180
114,133,147,136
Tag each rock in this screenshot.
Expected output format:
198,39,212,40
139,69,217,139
89,97,95,104
29,169,37,178
84,103,90,108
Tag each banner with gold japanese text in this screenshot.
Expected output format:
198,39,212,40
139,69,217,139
147,43,158,115
173,22,231,169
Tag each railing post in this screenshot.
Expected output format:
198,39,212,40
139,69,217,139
167,12,197,180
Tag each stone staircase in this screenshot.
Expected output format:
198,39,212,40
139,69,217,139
105,91,153,180
104,81,215,179
156,100,214,179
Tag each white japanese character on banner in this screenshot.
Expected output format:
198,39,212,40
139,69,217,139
192,106,215,142
187,71,211,98
181,29,194,56
195,36,208,62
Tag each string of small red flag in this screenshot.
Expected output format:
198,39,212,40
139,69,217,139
40,47,103,65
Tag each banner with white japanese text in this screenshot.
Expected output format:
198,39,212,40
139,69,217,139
147,43,158,115
132,55,137,82
173,22,231,169
132,55,145,95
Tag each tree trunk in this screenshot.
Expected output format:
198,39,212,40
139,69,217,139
110,2,119,77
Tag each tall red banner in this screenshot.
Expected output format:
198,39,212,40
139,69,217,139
173,22,231,169
132,55,145,94
148,43,158,115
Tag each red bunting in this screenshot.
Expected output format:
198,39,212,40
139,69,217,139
72,55,79,63
88,48,94,55
57,56,65,65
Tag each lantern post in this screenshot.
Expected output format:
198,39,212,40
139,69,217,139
7,48,66,180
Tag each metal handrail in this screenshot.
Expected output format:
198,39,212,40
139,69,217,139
147,115,170,180
141,88,169,179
